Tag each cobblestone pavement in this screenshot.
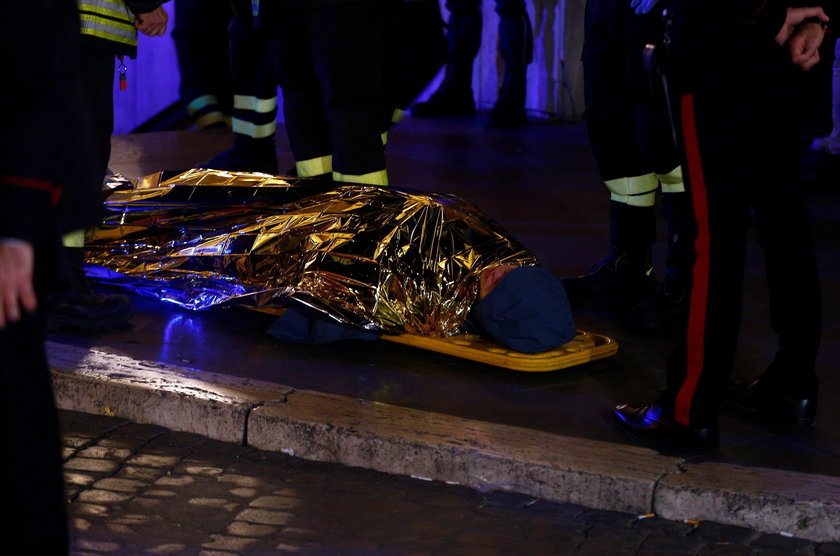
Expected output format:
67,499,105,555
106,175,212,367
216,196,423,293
60,410,840,556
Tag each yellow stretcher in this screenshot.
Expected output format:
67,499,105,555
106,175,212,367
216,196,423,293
250,307,617,372
381,330,617,372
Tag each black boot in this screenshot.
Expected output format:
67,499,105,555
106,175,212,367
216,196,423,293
631,192,693,331
411,9,479,118
563,202,657,307
562,247,656,308
46,247,132,331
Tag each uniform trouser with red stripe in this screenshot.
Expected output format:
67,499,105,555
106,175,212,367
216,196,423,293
665,79,822,428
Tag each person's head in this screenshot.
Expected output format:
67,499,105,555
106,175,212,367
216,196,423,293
472,265,576,354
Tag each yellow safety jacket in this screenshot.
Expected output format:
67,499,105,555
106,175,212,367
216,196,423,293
77,0,138,48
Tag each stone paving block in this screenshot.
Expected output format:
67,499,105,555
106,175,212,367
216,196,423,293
49,343,291,444
77,489,131,504
128,454,183,468
752,531,821,551
697,545,755,556
656,461,840,542
77,446,134,460
235,508,294,526
64,457,121,474
94,477,147,493
115,466,164,482
691,521,759,544
639,534,706,553
201,534,259,551
248,390,683,515
225,521,277,537
818,543,840,556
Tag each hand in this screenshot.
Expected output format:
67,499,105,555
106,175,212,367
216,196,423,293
135,6,168,37
788,22,825,70
775,7,828,46
630,0,660,15
0,241,36,329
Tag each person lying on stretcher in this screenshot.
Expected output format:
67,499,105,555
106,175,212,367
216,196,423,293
84,169,576,353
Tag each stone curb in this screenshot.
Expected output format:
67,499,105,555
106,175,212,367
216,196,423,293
47,342,840,542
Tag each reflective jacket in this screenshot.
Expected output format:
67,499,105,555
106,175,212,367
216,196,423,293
77,0,163,56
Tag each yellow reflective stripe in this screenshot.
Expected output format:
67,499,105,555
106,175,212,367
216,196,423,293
187,94,219,115
233,95,277,113
232,118,275,138
297,155,333,177
79,14,137,46
604,174,658,197
655,165,685,193
78,3,134,24
381,131,388,146
194,111,228,130
333,169,388,186
391,108,405,124
62,229,86,248
611,191,657,207
660,182,685,194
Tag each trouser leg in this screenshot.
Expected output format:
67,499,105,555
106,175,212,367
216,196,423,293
440,0,482,96
79,46,114,181
204,11,278,173
494,0,532,112
665,92,749,427
172,0,233,128
3,239,68,553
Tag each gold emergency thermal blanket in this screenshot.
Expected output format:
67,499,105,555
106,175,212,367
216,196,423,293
85,169,539,337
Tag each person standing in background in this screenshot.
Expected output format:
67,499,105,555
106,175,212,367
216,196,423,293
411,0,533,128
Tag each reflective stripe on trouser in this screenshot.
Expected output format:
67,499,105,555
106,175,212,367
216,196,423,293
296,155,332,178
656,165,685,194
333,169,388,186
187,94,228,129
78,0,137,47
604,174,658,206
62,229,86,248
232,118,276,139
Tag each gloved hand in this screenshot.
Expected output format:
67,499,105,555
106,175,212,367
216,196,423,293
630,0,660,15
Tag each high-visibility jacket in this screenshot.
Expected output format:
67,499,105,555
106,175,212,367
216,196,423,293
77,0,162,56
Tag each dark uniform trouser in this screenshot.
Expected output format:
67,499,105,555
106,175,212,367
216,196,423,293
79,47,115,182
2,239,68,553
665,46,822,427
268,0,387,178
228,9,277,149
582,0,677,182
172,0,233,126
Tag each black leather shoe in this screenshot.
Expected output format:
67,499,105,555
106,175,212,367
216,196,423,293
46,290,133,331
562,248,656,309
728,379,817,430
613,403,719,452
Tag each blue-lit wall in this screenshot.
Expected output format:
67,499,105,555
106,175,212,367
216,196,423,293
113,1,584,133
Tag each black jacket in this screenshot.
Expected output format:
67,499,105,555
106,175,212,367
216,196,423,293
1,0,101,242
